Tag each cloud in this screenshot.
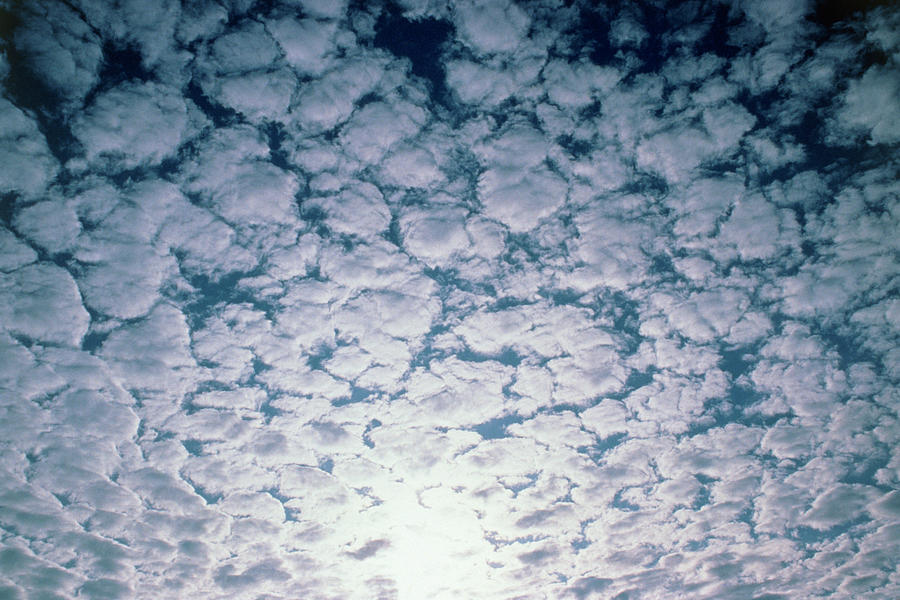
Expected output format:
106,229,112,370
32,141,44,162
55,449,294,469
445,59,521,105
800,484,879,530
636,102,756,185
73,82,191,168
268,16,338,76
289,57,387,133
399,204,469,266
12,197,82,255
833,64,900,144
0,264,89,346
609,8,648,49
452,0,530,55
2,1,899,598
0,99,58,197
339,99,428,164
0,227,38,271
99,303,198,397
474,120,568,232
180,126,301,228
12,0,101,107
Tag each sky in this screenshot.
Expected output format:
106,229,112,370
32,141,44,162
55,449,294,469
0,0,899,598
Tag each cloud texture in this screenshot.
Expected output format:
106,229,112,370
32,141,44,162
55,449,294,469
1,0,898,598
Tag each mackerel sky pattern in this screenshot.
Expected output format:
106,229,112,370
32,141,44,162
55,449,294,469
1,0,899,598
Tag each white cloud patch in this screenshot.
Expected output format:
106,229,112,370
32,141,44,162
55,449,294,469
445,59,522,106
99,303,198,396
541,59,621,109
73,82,191,168
0,227,38,271
0,99,58,197
267,16,338,76
400,204,470,266
475,121,568,232
833,64,900,144
0,264,90,346
12,1,102,107
290,57,387,133
636,102,755,184
308,182,392,238
181,126,301,227
13,198,82,255
340,99,428,164
453,0,530,55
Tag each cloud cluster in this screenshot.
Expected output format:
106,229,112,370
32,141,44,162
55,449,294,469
1,0,898,598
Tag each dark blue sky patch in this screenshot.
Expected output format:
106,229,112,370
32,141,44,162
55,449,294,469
178,269,268,330
718,347,756,378
539,287,588,307
588,432,627,461
647,252,677,280
501,231,548,265
610,487,641,512
331,386,374,406
182,439,205,456
95,40,153,87
792,516,872,547
695,2,742,60
80,329,109,353
810,0,897,28
408,339,447,369
0,40,83,163
1,8,63,114
299,203,328,228
0,192,16,225
373,6,453,105
262,121,292,171
629,2,668,75
349,386,373,402
691,480,712,510
556,134,594,160
472,413,525,439
813,326,880,373
842,454,891,487
258,397,284,422
52,491,73,507
100,164,166,188
622,370,653,391
457,346,523,367
8,331,35,350
486,295,534,312
362,419,381,448
383,213,403,247
250,0,280,19
588,290,642,341
621,171,669,198
575,4,615,65
185,78,242,128
422,265,485,296
192,380,234,394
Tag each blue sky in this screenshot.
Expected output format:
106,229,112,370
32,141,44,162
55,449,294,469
1,0,899,598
